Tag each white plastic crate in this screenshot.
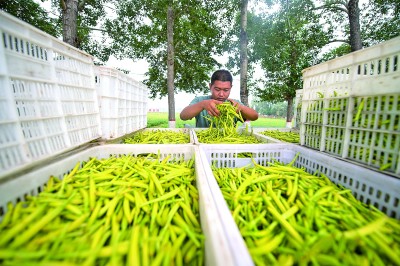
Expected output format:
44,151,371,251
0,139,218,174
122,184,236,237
0,144,236,266
0,11,101,178
119,128,195,144
300,37,400,176
252,128,300,144
293,89,303,128
95,66,148,139
198,143,400,265
192,128,280,144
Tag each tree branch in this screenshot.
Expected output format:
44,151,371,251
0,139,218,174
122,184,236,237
78,26,108,32
338,0,348,8
104,4,116,12
328,39,350,44
78,0,86,12
60,0,66,11
312,4,348,15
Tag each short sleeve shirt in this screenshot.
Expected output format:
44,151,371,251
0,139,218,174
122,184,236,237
189,96,243,128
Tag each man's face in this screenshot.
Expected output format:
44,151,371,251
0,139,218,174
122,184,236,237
210,80,232,102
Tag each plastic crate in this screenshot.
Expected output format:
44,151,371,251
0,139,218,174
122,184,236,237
192,128,280,144
251,127,300,143
198,143,400,265
103,128,194,144
95,66,148,139
0,11,101,178
300,37,400,176
252,129,300,144
0,144,236,266
293,89,303,128
121,128,195,144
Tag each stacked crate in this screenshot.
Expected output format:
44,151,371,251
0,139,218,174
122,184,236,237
300,37,400,176
293,89,303,129
192,128,280,144
119,128,194,144
0,11,101,177
251,128,300,144
94,66,148,139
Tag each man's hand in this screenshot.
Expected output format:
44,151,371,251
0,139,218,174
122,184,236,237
202,99,223,117
227,99,241,112
227,98,259,121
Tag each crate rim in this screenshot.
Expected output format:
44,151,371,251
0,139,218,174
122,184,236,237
301,36,400,75
0,10,93,59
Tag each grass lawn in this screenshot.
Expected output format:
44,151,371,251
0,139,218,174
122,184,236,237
147,112,286,128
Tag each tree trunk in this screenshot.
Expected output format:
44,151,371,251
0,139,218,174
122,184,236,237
62,0,79,47
286,97,293,128
239,0,249,107
347,0,362,51
167,6,176,128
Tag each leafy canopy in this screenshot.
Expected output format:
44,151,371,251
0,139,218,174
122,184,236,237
105,0,237,99
252,0,329,102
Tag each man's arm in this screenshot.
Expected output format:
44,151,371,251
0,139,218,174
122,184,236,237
229,99,259,121
180,99,223,120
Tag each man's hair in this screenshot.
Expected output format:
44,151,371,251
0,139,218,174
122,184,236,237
210,69,233,85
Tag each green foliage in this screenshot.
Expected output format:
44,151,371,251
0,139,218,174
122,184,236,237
48,0,113,61
0,0,60,37
251,0,329,103
320,44,352,62
105,0,237,99
314,0,399,59
253,101,288,117
224,3,263,94
252,0,398,105
75,0,110,60
3,0,117,62
361,0,400,46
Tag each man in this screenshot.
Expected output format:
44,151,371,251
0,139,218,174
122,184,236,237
180,69,258,127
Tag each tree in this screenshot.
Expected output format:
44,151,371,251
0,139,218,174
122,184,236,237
106,0,236,127
251,0,329,126
1,0,112,61
239,0,249,106
49,0,112,60
347,0,362,51
317,0,399,61
225,1,263,108
313,0,362,51
166,6,175,127
361,0,400,46
60,0,79,46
